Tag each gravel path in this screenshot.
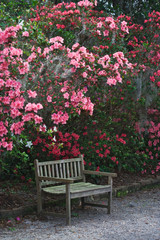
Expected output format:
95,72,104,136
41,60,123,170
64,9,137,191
0,188,160,240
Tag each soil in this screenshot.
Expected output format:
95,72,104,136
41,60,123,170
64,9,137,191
0,173,157,211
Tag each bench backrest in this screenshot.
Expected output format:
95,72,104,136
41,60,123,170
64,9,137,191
34,155,85,186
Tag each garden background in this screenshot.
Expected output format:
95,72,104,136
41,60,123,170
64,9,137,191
0,0,160,185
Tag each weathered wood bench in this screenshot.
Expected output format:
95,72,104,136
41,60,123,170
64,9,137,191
34,155,117,225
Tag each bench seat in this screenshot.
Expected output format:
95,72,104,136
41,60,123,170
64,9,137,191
43,182,111,198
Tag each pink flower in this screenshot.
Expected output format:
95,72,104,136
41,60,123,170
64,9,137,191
78,0,93,7
49,36,64,44
63,93,69,99
65,102,69,107
105,17,114,22
16,217,21,221
25,103,43,113
7,142,13,151
47,95,52,102
0,122,8,137
82,72,88,78
51,111,69,125
34,115,43,124
10,122,24,135
39,124,46,132
72,43,80,50
27,90,37,98
113,52,124,59
121,21,129,34
2,96,10,105
103,30,109,36
37,103,43,110
22,31,29,37
10,47,23,56
98,55,110,68
0,78,4,87
22,113,34,122
97,21,103,28
107,77,117,85
10,108,22,118
27,52,37,62
109,22,116,29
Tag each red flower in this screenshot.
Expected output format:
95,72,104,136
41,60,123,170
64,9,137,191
111,156,116,162
96,166,100,171
99,153,104,158
83,132,87,135
21,176,25,180
157,82,160,87
72,133,79,140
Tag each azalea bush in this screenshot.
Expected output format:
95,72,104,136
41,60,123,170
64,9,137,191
0,0,160,181
0,133,33,181
0,1,132,149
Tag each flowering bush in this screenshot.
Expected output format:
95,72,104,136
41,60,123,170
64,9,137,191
0,1,133,151
0,1,160,181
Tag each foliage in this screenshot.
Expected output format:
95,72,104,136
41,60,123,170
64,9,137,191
0,0,39,29
95,0,160,24
0,134,33,181
0,0,160,182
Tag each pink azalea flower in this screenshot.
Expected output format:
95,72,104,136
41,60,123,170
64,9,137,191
27,90,37,98
22,31,29,37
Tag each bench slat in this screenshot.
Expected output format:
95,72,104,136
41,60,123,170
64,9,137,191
38,158,82,166
43,182,111,195
66,162,70,178
74,161,77,177
39,166,43,176
59,163,63,178
44,165,47,176
70,162,74,178
48,165,51,177
77,161,81,176
52,165,55,177
55,164,59,178
63,163,66,178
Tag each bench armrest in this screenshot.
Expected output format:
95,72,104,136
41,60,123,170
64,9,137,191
38,176,74,183
83,170,117,177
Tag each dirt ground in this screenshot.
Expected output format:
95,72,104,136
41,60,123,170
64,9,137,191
0,172,157,211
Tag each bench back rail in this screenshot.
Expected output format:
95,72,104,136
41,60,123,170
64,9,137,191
35,156,85,187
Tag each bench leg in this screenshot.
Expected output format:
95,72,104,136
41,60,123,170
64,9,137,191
108,191,112,214
37,191,43,214
81,197,85,209
66,184,71,225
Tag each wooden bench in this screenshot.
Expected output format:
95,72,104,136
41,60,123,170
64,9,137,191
34,155,117,225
